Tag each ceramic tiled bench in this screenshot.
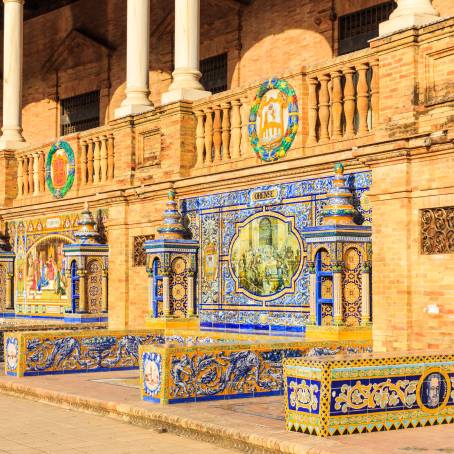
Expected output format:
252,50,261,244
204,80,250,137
283,352,454,436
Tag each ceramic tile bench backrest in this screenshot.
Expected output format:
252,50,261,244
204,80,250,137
3,328,306,376
139,339,371,404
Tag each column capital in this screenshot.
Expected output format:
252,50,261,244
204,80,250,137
3,1,25,4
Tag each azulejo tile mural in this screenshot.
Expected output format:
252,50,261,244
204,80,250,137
6,211,106,319
4,330,166,376
139,338,371,404
284,352,454,436
181,171,371,333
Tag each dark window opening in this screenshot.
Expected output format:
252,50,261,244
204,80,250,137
200,53,228,94
338,1,396,55
60,91,100,136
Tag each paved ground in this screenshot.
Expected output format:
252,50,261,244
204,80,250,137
0,369,453,454
0,393,239,454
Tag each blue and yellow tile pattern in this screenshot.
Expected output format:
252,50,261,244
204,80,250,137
284,352,454,436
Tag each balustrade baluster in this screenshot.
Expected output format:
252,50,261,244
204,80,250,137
80,140,88,186
195,110,205,168
331,71,343,139
87,139,94,184
212,105,222,163
318,75,330,142
100,135,108,183
33,153,39,195
23,157,28,195
370,59,379,130
17,157,23,197
221,103,231,161
356,63,370,134
230,99,241,159
93,137,101,183
38,151,45,193
204,107,213,164
307,77,319,145
28,155,34,195
240,97,251,157
107,134,115,181
343,67,356,138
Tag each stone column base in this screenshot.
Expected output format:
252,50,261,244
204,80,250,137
379,12,440,35
161,87,211,105
114,103,154,119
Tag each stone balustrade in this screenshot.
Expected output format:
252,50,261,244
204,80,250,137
16,148,47,197
192,90,255,169
306,53,379,145
15,128,116,199
79,132,115,186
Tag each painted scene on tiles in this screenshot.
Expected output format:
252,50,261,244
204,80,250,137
6,211,106,318
230,214,302,299
182,171,372,333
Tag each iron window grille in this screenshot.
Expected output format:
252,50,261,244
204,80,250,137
60,90,100,136
338,1,396,55
200,53,228,94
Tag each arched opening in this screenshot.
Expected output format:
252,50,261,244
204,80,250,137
152,258,163,318
70,260,79,313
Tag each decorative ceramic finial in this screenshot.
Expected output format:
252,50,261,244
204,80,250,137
75,202,99,244
157,189,186,239
322,163,356,226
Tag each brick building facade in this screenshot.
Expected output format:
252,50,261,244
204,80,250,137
0,0,452,353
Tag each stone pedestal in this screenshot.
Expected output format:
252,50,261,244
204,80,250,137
145,190,200,328
379,0,440,35
63,204,109,323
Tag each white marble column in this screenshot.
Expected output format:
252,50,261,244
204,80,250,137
115,0,154,118
379,0,440,35
161,0,211,104
0,0,25,150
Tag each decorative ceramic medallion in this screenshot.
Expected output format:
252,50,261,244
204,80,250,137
248,78,299,162
416,368,451,413
172,283,186,300
229,212,304,301
5,337,18,371
172,257,186,274
344,248,360,270
46,140,75,198
142,352,162,395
